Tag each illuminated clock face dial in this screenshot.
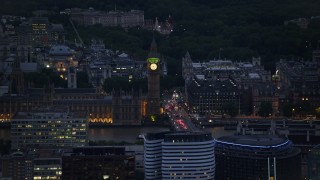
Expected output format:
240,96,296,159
150,63,157,70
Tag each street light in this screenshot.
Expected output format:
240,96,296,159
292,108,295,119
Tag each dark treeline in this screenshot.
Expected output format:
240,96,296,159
3,0,320,72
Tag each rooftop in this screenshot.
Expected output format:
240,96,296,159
217,135,288,147
49,44,73,56
13,106,88,119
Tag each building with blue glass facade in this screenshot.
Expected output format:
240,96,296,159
215,135,301,180
144,131,215,180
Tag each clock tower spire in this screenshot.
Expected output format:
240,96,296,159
147,37,160,117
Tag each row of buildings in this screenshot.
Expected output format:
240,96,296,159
0,87,145,126
4,129,320,180
182,49,320,118
1,105,143,179
143,130,305,180
68,8,144,28
182,53,277,117
0,13,168,126
2,103,320,179
0,38,167,126
3,113,320,179
1,146,141,179
3,104,314,180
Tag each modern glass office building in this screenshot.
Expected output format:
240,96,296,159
215,135,301,180
144,131,215,180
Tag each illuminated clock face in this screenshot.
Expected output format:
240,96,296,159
150,63,157,70
147,57,159,64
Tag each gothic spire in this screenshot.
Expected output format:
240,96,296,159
148,35,159,58
150,34,157,52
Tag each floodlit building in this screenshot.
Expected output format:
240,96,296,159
0,87,146,126
47,44,77,78
144,131,215,180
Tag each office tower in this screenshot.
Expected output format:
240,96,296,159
215,135,301,180
11,106,88,150
144,131,215,180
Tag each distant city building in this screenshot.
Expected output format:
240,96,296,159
70,8,144,28
308,144,320,179
88,60,112,87
284,18,309,29
152,16,174,35
87,51,149,86
182,51,193,80
11,106,88,150
9,56,26,95
1,151,33,180
90,39,106,52
1,149,63,180
47,44,77,75
1,15,26,24
52,88,113,124
62,146,135,179
0,35,17,77
276,58,320,112
67,67,77,88
0,36,12,60
125,145,144,171
28,17,63,47
0,87,147,126
252,82,279,116
112,89,143,125
182,53,271,86
32,149,62,180
215,135,301,180
111,53,135,77
182,52,281,117
185,76,240,116
144,131,215,180
89,39,107,59
12,16,65,48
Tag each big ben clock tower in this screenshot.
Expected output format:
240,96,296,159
147,37,160,116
